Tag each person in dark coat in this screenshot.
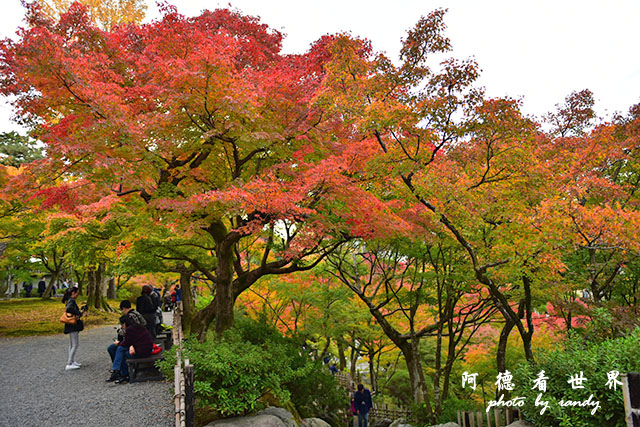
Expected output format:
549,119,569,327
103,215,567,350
107,314,153,384
38,278,46,297
62,287,86,370
23,281,33,297
353,383,373,427
136,285,158,339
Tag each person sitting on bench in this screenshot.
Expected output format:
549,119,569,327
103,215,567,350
107,301,147,363
107,315,153,384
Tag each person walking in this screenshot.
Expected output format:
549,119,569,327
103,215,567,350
353,383,373,427
62,287,85,371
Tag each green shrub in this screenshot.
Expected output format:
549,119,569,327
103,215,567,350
158,315,347,420
512,328,640,426
115,287,132,301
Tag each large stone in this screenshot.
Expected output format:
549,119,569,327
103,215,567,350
206,414,287,427
301,418,331,427
371,418,393,427
389,420,413,427
506,422,535,427
257,407,298,427
429,423,460,427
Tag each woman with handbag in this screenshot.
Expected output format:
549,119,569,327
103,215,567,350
62,287,85,371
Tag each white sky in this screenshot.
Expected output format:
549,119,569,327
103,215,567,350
1,0,639,132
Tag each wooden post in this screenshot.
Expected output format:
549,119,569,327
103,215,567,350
494,408,502,427
506,408,512,424
469,411,476,427
458,410,462,426
622,374,634,427
476,411,483,427
185,362,195,427
486,410,492,427
174,364,182,427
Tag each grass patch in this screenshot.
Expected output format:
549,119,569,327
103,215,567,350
0,298,121,337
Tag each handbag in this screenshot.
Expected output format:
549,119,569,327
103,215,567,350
60,312,78,325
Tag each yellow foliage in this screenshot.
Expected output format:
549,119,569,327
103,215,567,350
38,0,146,29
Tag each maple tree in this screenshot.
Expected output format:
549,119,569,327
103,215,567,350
326,238,497,421
1,3,401,337
36,0,146,29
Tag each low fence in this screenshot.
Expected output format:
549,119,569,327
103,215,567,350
623,373,640,427
335,372,414,422
457,408,521,427
370,403,414,422
172,302,194,427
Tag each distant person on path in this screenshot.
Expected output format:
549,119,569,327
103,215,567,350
22,281,32,297
136,285,158,339
174,284,182,302
37,278,46,297
62,287,86,371
152,287,163,334
106,314,153,384
353,383,373,427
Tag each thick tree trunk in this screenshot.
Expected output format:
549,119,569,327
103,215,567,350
338,339,347,371
86,264,104,310
401,340,435,424
107,277,116,299
496,320,515,377
179,268,194,336
214,257,235,337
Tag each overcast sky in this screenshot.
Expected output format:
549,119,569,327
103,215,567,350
1,0,639,132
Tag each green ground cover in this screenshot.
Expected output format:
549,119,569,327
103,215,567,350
0,298,120,337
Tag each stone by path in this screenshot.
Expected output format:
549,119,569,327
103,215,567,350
0,317,174,427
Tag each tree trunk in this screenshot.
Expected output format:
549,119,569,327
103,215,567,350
107,277,116,299
179,267,194,336
191,296,216,342
368,345,377,393
43,272,59,299
86,264,103,310
401,340,435,424
349,342,359,383
214,248,235,337
497,319,515,378
338,338,347,371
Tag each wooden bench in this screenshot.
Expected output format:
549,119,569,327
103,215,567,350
156,330,173,350
126,351,165,383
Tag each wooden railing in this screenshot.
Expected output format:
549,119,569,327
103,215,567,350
457,408,521,427
334,372,414,423
370,403,414,422
173,302,194,427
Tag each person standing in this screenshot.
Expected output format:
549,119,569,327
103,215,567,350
37,278,46,297
62,287,85,370
353,383,373,427
136,285,158,339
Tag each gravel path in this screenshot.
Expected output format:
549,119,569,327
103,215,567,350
0,317,174,427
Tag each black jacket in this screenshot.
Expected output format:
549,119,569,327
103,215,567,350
63,298,83,334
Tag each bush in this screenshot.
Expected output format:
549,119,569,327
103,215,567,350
115,287,132,301
158,315,347,420
512,328,640,426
